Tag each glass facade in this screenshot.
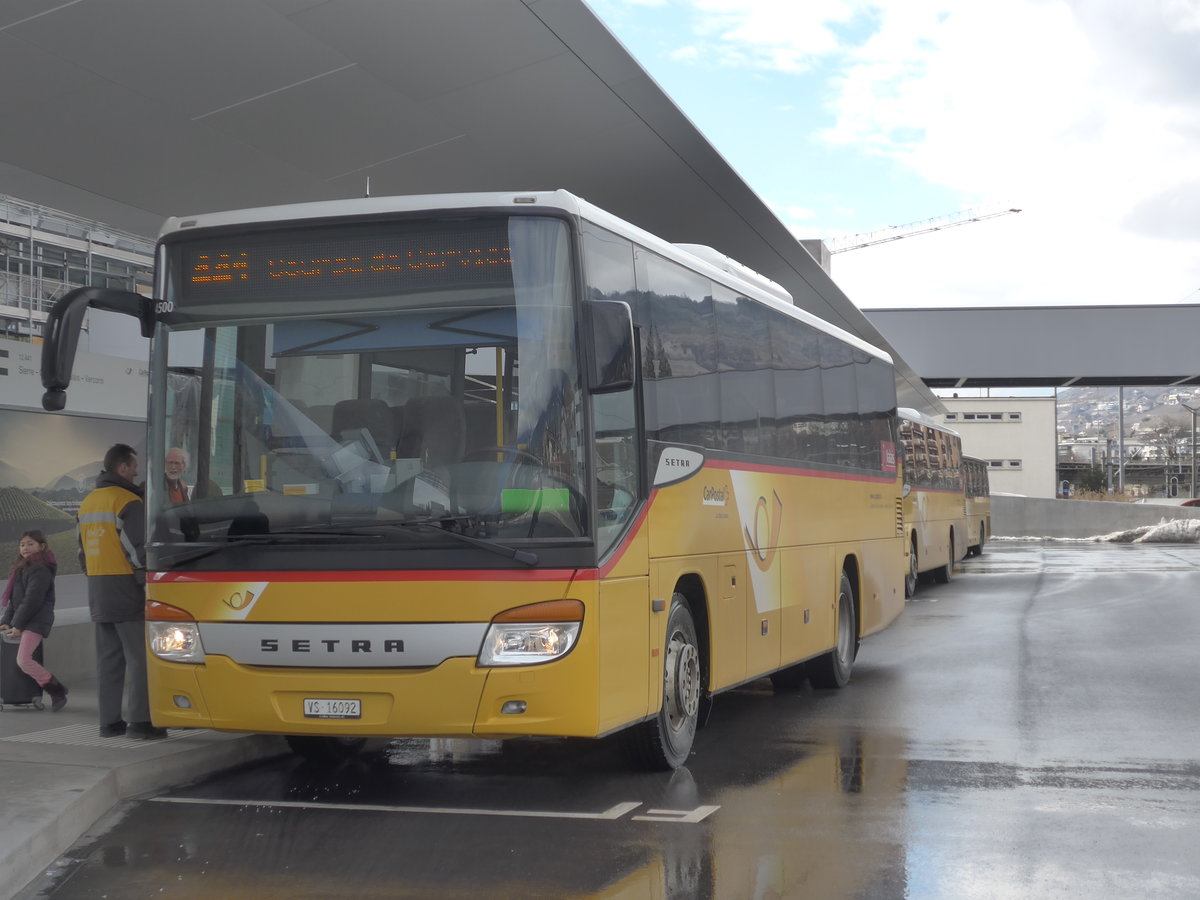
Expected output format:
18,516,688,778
0,194,153,340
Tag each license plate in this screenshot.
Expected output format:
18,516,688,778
303,698,361,719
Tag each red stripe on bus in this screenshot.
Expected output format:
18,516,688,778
698,458,899,483
148,568,581,584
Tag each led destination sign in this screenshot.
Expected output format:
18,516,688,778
173,219,514,304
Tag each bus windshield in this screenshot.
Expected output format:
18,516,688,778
149,214,588,564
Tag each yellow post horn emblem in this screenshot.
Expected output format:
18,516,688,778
745,490,783,572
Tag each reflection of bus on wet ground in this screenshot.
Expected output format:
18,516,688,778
41,189,907,770
591,725,908,899
898,408,969,597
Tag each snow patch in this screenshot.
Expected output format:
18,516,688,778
993,519,1200,544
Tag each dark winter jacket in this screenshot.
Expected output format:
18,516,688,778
0,557,57,638
77,470,146,623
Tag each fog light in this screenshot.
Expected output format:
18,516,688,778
173,695,193,709
501,701,527,715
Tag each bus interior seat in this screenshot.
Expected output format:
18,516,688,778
400,395,466,464
463,399,503,453
305,404,336,434
331,398,396,456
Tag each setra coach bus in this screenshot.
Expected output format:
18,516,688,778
897,407,970,597
41,190,907,768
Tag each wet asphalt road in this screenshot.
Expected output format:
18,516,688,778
21,541,1200,899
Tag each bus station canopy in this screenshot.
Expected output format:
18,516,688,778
0,0,938,409
865,306,1200,389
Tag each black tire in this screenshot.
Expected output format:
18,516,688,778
286,735,367,764
974,521,986,556
622,595,701,770
904,535,919,598
931,535,954,584
808,573,857,689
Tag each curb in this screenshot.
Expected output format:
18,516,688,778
2,733,286,900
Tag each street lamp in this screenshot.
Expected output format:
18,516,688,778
1181,402,1199,499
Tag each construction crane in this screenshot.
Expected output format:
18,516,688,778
824,207,1021,254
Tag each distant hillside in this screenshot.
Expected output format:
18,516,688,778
0,486,77,541
45,460,102,493
0,459,33,489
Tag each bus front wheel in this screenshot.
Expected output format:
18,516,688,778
622,595,701,770
808,573,857,689
286,735,367,764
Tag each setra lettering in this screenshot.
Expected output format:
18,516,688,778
258,636,405,653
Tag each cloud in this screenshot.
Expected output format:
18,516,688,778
623,0,1200,306
1125,180,1200,241
653,0,867,72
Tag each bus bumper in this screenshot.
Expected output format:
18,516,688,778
148,653,603,739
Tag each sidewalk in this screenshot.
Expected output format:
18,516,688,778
0,581,286,900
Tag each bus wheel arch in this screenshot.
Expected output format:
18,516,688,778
674,574,714,728
932,531,954,583
808,567,858,689
904,532,919,598
840,555,863,652
970,520,986,556
622,585,706,770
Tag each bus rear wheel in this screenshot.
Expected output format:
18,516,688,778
622,595,701,770
969,522,986,557
904,537,919,598
286,735,367,764
932,535,954,584
808,573,857,689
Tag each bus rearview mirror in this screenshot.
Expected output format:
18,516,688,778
585,300,635,394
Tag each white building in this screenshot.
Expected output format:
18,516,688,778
937,396,1058,499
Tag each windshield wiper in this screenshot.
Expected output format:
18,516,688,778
164,519,539,567
391,519,539,567
159,530,373,566
299,516,539,566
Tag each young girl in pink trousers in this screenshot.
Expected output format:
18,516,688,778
0,530,68,711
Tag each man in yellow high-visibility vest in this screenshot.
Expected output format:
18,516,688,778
77,443,166,740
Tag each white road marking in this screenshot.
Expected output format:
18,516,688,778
633,805,721,823
150,796,719,823
152,796,646,821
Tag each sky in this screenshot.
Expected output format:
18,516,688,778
586,0,1200,311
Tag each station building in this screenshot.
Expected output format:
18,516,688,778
937,395,1058,498
1,194,153,342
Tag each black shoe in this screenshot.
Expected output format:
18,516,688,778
46,676,68,712
128,722,168,740
99,720,127,737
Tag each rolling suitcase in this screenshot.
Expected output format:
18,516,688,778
0,633,44,711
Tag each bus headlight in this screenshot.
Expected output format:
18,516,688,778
146,601,206,664
148,621,206,663
478,599,583,667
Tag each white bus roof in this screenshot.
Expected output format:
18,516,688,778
898,407,962,437
160,189,891,364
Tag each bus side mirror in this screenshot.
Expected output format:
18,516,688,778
41,287,152,411
585,300,635,394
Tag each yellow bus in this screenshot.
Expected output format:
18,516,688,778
962,455,992,556
41,190,906,768
898,407,968,596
